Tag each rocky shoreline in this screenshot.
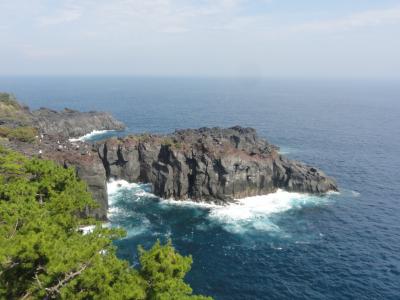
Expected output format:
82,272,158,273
0,93,338,219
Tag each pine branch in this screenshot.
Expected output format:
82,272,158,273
45,263,89,296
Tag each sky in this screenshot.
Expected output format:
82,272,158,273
1,0,400,78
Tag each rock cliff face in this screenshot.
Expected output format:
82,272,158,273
63,152,108,220
96,126,338,204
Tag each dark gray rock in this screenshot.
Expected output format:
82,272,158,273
32,107,125,139
95,127,338,204
66,155,108,220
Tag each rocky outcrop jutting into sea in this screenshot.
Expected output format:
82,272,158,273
0,93,338,219
32,107,125,139
97,127,338,206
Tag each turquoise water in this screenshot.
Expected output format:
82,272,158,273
1,77,400,299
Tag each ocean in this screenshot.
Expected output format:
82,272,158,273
1,76,399,299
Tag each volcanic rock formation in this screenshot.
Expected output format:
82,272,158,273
96,127,338,206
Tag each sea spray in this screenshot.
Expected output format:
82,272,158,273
107,179,155,238
206,190,332,234
107,179,142,198
69,129,115,142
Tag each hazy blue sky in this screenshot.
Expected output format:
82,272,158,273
1,0,400,78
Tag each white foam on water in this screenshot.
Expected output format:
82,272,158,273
108,180,139,218
123,218,152,239
162,190,325,221
335,188,359,198
69,130,114,142
162,189,332,234
106,179,154,238
107,179,154,206
327,190,340,196
205,190,328,233
160,198,218,209
107,179,141,197
106,178,334,236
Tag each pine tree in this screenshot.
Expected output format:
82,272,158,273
0,147,211,300
139,240,211,300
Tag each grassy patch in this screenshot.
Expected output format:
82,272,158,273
0,93,20,108
162,137,182,149
0,93,32,123
0,126,38,143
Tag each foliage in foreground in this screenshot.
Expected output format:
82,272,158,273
0,147,211,300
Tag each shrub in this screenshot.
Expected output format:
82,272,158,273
162,138,183,150
0,126,38,143
162,137,173,146
0,93,20,108
8,126,38,142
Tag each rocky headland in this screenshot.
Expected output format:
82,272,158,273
33,107,125,139
0,93,338,219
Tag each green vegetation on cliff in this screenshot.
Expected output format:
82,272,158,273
0,93,20,108
0,93,37,143
0,126,38,142
0,147,211,300
0,93,31,122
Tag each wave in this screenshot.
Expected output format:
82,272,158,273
334,188,360,198
69,129,115,142
207,190,331,234
161,190,336,234
161,190,332,219
107,179,153,213
108,179,141,197
107,179,337,236
106,179,155,239
160,198,218,209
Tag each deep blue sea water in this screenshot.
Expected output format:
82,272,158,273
1,77,400,299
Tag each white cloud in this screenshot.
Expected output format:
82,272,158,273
1,0,400,77
20,44,70,59
293,6,400,33
83,1,400,37
38,5,82,26
82,0,249,34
